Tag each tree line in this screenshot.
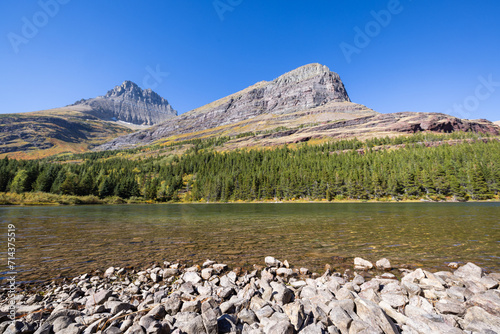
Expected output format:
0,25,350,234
0,133,498,202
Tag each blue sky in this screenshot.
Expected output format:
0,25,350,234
1,1,499,121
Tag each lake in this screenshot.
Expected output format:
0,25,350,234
1,202,499,284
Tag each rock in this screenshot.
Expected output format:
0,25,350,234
463,306,500,333
139,316,158,330
146,305,166,319
213,264,228,274
328,305,352,334
480,276,499,289
265,256,281,267
267,320,294,334
239,308,258,325
201,298,221,334
354,257,373,270
354,298,399,334
178,315,205,334
201,268,214,280
86,289,112,307
33,323,52,334
104,267,115,278
454,262,483,281
271,282,294,305
467,290,500,317
375,258,391,270
103,326,122,334
255,305,275,321
163,294,182,316
181,300,201,313
124,324,146,334
57,323,84,334
182,272,202,284
276,268,293,277
282,301,305,331
435,300,465,316
52,316,75,332
104,301,132,314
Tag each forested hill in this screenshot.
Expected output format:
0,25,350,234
1,132,499,204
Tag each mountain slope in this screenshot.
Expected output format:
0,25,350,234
97,64,377,150
96,64,499,151
0,82,176,159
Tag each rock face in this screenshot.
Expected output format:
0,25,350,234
72,81,177,126
96,64,371,150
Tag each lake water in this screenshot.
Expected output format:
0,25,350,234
1,202,499,284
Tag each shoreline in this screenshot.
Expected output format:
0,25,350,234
1,257,499,333
1,191,499,206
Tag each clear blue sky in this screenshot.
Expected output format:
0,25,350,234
1,1,499,121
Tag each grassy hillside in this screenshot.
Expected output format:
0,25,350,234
0,108,134,159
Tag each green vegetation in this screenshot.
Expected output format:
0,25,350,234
0,132,498,204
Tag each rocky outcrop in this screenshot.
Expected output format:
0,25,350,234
96,64,372,150
72,81,177,126
3,258,499,334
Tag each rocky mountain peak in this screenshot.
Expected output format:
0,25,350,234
71,81,177,126
273,63,331,84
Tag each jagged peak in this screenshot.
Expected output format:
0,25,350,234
272,63,334,85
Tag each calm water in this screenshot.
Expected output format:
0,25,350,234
0,202,499,283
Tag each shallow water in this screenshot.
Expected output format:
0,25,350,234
0,202,499,283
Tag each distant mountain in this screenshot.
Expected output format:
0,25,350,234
96,64,499,151
0,82,176,159
70,80,177,125
495,120,500,126
97,64,377,150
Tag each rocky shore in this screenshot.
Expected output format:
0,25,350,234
1,257,499,334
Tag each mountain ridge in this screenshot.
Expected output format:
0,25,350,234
96,64,499,151
96,63,374,150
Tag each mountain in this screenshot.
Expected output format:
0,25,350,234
495,121,500,126
70,81,177,125
0,82,176,159
97,64,499,151
97,64,377,150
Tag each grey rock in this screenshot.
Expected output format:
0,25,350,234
267,320,293,334
328,306,352,334
182,272,202,284
146,305,166,319
33,323,52,334
104,301,132,315
467,290,500,317
56,324,83,334
86,290,112,307
255,305,275,321
163,294,182,316
454,262,483,281
71,81,176,126
435,300,465,316
180,300,201,314
375,259,391,270
202,298,221,334
124,324,145,334
139,316,158,331
52,316,75,333
103,326,122,334
354,298,398,334
271,282,294,305
380,293,407,308
463,306,500,333
354,258,373,270
239,308,258,325
178,315,205,334
282,301,305,331
347,320,381,334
